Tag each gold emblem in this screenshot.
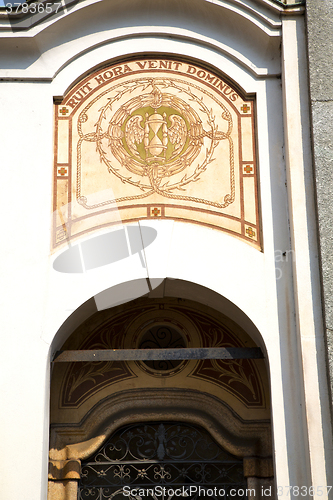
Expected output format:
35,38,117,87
106,85,206,194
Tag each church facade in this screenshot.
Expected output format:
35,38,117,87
0,0,333,499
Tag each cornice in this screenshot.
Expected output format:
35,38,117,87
0,0,303,36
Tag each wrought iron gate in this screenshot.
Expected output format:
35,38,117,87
78,422,248,500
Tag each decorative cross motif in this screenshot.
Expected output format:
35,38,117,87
137,469,148,479
246,227,256,238
59,106,69,116
241,104,250,113
57,167,68,176
151,207,161,217
56,228,66,242
244,165,253,174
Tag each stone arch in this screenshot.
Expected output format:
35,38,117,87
50,279,268,357
49,280,274,500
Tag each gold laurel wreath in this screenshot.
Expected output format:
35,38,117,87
76,78,235,209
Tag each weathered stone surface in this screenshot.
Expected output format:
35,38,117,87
243,457,274,478
311,101,333,330
307,0,333,405
247,477,276,500
48,460,81,480
306,0,333,101
326,328,333,399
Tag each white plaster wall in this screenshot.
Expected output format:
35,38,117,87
0,1,331,499
0,0,281,79
0,82,54,498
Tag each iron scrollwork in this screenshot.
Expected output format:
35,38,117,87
138,325,186,372
78,422,247,500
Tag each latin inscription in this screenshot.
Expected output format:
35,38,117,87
66,60,239,109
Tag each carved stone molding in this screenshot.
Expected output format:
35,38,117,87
50,388,272,459
49,388,273,500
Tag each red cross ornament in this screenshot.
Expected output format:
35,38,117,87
246,227,256,238
151,207,161,217
58,167,68,176
59,106,69,116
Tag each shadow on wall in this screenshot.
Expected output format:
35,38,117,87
53,225,157,273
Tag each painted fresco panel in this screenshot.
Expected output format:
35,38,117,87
54,58,260,249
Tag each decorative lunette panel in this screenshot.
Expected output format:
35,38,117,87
53,58,260,249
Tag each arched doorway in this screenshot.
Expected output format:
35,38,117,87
49,292,273,500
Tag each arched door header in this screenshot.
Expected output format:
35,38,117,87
50,388,272,461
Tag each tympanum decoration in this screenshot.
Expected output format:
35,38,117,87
57,302,265,410
53,58,260,249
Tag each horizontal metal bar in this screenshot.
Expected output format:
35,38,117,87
53,347,263,363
